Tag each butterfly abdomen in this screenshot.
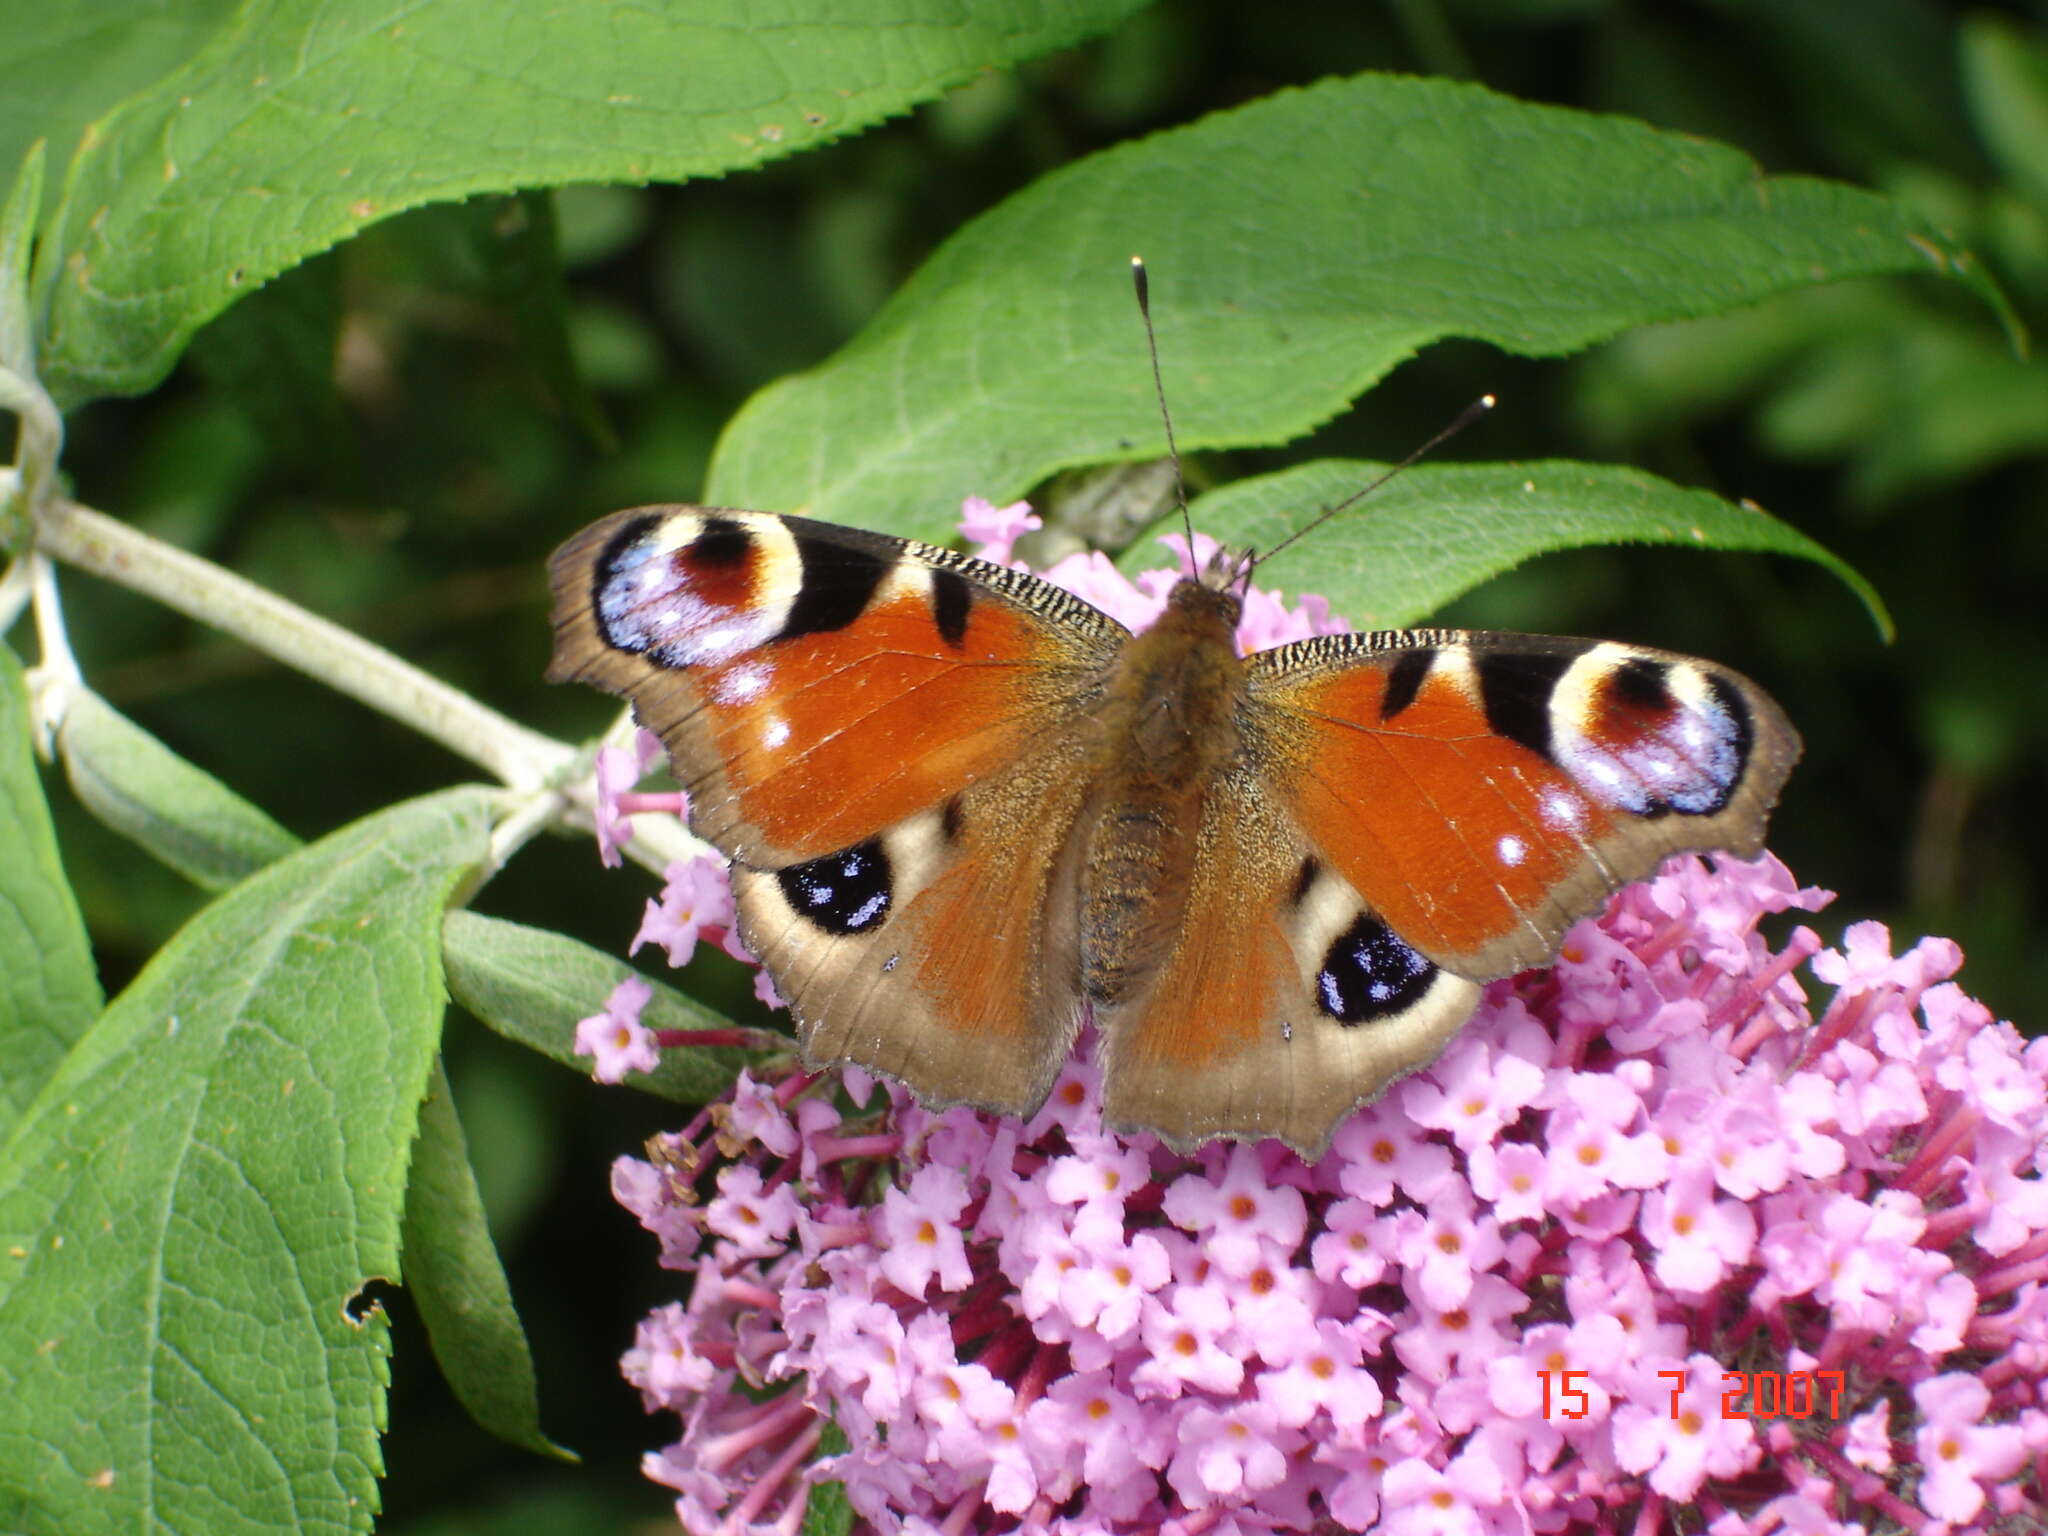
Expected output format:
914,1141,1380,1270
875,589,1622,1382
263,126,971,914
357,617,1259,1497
1078,581,1249,1005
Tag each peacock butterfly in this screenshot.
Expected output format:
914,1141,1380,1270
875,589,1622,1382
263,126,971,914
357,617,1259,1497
546,479,1798,1157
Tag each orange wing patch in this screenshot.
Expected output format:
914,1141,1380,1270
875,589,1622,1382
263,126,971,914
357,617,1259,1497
694,586,1064,857
1275,657,1617,969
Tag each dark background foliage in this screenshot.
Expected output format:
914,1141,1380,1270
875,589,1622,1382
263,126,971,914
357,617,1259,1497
33,1,2047,1529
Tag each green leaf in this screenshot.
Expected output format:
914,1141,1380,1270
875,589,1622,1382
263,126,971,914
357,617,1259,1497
1700,0,1982,181
403,1057,569,1462
0,0,237,222
443,911,778,1106
466,192,613,450
1570,283,1893,448
0,141,43,376
1963,14,2048,212
707,72,1987,542
57,687,302,890
1139,458,1890,638
801,1419,854,1536
0,646,101,1140
34,0,1149,407
0,787,491,1536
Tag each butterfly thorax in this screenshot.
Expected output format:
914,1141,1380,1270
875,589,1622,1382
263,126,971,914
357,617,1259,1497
1077,578,1248,1005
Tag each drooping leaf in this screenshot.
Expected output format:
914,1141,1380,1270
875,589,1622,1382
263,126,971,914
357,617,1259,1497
1962,14,2048,211
34,0,1149,406
1131,458,1889,638
0,788,491,1536
707,72,1991,542
0,141,44,377
443,911,779,1106
0,645,101,1139
403,1057,569,1462
57,686,301,891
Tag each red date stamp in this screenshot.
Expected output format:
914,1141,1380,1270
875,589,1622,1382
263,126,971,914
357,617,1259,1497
1539,1368,1846,1421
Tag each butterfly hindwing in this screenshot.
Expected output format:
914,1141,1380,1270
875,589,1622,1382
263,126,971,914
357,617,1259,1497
1248,629,1802,978
1095,757,1483,1154
732,734,1096,1118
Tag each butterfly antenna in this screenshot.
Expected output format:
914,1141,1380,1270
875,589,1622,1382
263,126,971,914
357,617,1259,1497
1241,393,1497,584
1131,256,1198,578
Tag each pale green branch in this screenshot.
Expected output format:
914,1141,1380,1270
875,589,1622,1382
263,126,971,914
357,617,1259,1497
37,497,575,791
32,494,715,882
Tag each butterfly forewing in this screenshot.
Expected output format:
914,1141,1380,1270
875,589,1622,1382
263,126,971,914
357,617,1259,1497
548,507,1126,866
548,506,1126,1114
1247,629,1802,979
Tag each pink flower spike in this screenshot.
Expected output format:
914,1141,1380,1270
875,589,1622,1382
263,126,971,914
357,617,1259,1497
592,728,664,867
1383,1175,1504,1311
876,1165,973,1298
957,495,1042,566
723,1071,799,1159
1165,1401,1296,1508
1642,1163,1757,1295
632,853,736,969
574,975,659,1082
1133,1284,1245,1398
583,517,2048,1535
1612,1351,1760,1498
1161,1144,1307,1278
1913,1374,2029,1522
1255,1317,1381,1430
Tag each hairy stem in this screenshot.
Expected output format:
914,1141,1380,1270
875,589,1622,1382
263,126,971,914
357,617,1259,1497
37,497,575,790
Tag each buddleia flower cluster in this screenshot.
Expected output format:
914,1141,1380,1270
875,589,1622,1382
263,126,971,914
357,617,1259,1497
578,502,2048,1535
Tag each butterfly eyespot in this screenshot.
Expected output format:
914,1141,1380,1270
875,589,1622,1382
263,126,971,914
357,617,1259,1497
1552,653,1754,817
1315,914,1437,1025
775,839,893,935
594,512,796,667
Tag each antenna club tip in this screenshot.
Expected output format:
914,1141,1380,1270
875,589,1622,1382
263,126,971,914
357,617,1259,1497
1130,254,1145,268
1479,393,1497,409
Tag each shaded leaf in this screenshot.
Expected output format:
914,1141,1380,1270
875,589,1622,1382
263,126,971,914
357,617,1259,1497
0,788,491,1536
1137,458,1889,637
801,1419,855,1536
1700,0,1983,180
57,686,301,891
1759,318,2048,506
403,1057,569,1462
709,72,1987,542
0,645,101,1140
1963,14,2048,211
444,911,778,1106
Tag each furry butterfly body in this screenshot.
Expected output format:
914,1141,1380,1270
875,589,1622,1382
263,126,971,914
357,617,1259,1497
549,506,1798,1157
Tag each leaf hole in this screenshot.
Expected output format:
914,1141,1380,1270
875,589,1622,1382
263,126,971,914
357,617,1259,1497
345,1276,398,1327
